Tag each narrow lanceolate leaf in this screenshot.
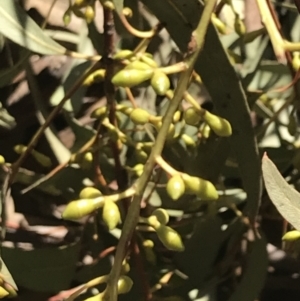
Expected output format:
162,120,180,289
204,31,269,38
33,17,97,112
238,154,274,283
228,238,267,301
262,153,300,230
0,0,66,55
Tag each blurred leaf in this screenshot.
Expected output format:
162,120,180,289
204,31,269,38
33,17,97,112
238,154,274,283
2,241,80,292
16,168,61,196
87,22,104,55
228,237,268,301
28,166,92,198
113,0,124,14
0,50,30,88
294,0,300,14
175,216,232,287
248,61,292,98
262,154,300,230
64,115,95,153
0,0,66,55
0,103,16,130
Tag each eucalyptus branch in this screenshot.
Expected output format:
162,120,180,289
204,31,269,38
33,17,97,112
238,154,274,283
106,0,218,300
256,0,286,63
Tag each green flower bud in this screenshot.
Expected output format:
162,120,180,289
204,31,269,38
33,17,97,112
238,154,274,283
182,173,218,200
135,149,148,163
62,198,103,220
80,152,93,169
143,240,156,264
234,15,246,36
151,71,170,95
183,107,201,126
173,111,181,123
79,187,102,199
282,230,300,241
117,276,133,294
74,0,88,6
156,225,185,252
91,106,107,119
84,69,106,86
140,55,158,68
121,260,130,274
14,145,52,167
152,208,169,225
113,50,133,60
203,111,232,137
166,123,176,140
112,69,153,88
122,7,133,17
63,9,72,26
0,155,5,165
103,0,115,10
132,163,144,177
130,108,150,125
116,104,133,115
125,61,151,70
84,5,95,23
166,174,185,200
292,52,300,72
181,134,196,148
102,199,121,230
211,13,227,34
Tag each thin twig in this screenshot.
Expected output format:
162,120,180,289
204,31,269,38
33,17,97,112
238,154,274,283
256,0,286,63
9,61,101,185
106,0,218,300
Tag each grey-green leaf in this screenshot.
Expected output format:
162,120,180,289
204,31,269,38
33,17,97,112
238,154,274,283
262,153,300,230
0,0,66,55
228,238,268,301
113,0,124,14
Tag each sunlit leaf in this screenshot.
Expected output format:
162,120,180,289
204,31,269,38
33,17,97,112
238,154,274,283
0,0,66,55
262,153,300,230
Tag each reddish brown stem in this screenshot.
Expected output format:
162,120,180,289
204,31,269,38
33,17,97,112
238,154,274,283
131,235,152,301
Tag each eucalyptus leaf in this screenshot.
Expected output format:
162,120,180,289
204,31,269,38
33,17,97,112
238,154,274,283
0,0,66,55
113,0,124,14
262,154,300,230
2,241,80,292
0,103,16,130
228,238,268,301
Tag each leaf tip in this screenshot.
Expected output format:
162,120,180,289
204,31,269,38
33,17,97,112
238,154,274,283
262,152,269,160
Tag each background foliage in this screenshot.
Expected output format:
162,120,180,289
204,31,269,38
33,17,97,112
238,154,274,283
1,0,300,300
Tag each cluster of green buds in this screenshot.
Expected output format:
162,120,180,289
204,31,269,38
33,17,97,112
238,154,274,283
142,209,185,252
62,186,134,222
65,186,122,231
166,172,218,201
78,272,133,301
211,0,246,36
70,151,94,170
63,0,96,25
112,51,171,95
